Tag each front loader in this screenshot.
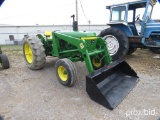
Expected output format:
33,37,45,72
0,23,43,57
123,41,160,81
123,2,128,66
23,31,138,110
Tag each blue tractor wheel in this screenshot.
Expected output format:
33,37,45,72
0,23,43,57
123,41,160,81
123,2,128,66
99,27,129,61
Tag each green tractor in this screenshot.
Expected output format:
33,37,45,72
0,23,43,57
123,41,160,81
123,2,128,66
0,47,10,69
23,31,138,110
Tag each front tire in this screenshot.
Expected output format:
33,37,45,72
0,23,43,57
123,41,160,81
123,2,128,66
23,36,46,70
98,27,129,61
55,58,77,87
150,48,160,54
0,54,10,69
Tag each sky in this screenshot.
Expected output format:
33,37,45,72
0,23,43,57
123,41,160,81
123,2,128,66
0,0,159,25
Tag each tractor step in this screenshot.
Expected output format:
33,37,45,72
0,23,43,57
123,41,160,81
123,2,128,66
86,60,139,110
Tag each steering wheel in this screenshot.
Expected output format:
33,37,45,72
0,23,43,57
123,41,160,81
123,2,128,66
135,14,142,24
135,14,140,21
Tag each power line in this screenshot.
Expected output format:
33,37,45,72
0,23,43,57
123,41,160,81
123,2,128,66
75,0,78,21
78,0,88,22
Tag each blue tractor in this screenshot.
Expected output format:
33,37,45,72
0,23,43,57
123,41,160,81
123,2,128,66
99,0,160,60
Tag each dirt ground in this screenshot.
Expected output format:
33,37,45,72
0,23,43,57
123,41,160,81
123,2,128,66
0,46,160,120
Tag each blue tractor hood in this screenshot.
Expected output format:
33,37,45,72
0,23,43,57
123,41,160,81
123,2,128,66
144,19,160,38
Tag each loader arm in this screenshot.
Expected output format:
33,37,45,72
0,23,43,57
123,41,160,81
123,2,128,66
53,32,112,73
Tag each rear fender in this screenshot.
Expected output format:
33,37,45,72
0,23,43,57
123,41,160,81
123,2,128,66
107,23,133,37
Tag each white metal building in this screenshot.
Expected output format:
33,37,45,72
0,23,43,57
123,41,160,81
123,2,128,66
0,25,108,45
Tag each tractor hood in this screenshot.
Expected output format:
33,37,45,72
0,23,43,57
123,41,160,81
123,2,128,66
147,19,160,27
145,21,160,37
146,22,160,27
57,31,97,38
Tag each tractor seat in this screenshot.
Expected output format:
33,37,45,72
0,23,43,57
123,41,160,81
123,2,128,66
44,31,52,40
128,23,139,36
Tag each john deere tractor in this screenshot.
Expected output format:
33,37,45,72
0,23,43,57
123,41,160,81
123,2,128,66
23,30,139,110
99,0,160,60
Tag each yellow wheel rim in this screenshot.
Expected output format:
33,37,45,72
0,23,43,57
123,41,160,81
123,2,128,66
58,66,68,81
92,57,102,68
24,43,33,64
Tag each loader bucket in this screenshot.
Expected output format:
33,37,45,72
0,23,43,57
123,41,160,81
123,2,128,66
86,60,139,110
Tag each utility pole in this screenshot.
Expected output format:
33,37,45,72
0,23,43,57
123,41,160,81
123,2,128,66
76,0,78,22
70,0,78,31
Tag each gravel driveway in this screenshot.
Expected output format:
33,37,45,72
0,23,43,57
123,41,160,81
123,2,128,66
0,47,160,120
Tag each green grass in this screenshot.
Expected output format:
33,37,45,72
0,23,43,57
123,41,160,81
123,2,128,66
0,45,22,51
0,45,23,55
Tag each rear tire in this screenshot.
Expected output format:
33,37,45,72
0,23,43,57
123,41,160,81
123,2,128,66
55,58,77,87
23,36,46,70
98,27,129,61
0,54,10,69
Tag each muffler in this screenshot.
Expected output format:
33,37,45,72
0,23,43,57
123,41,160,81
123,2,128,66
86,60,139,110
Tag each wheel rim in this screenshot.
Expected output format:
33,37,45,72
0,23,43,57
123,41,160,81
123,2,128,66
92,57,102,68
24,43,33,64
58,66,68,81
103,35,119,56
